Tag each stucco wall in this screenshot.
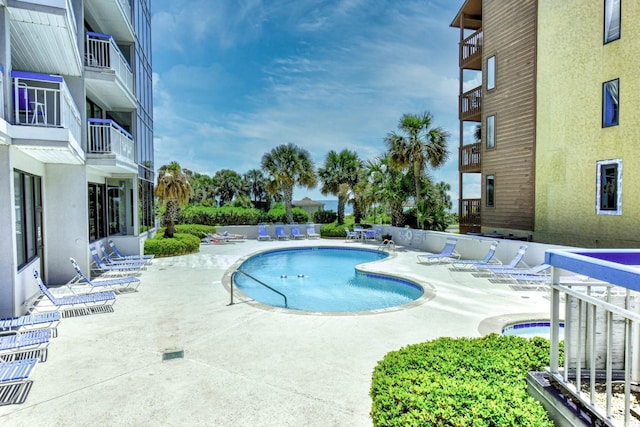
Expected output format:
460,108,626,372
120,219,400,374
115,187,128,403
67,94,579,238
535,1,640,248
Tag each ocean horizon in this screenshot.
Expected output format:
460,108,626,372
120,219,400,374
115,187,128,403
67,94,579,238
315,199,353,215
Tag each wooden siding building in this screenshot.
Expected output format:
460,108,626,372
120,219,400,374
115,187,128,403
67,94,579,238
451,0,537,237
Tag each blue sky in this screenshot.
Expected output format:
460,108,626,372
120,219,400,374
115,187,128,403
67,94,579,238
151,0,479,202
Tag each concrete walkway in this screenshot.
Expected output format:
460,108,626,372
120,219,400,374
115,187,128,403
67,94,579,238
0,238,551,426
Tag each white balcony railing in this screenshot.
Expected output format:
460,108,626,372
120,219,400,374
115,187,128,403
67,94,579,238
547,249,640,426
87,118,135,164
85,32,134,94
12,71,81,143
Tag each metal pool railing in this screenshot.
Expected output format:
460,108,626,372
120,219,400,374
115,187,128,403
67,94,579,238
230,270,288,308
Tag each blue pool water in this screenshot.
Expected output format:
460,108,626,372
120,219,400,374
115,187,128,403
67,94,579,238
502,321,565,339
234,247,423,312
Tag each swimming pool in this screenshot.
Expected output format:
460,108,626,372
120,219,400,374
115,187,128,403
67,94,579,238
502,321,565,340
233,247,423,312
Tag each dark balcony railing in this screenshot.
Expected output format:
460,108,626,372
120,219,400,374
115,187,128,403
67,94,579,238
460,85,481,121
459,198,481,234
460,29,483,69
460,142,481,172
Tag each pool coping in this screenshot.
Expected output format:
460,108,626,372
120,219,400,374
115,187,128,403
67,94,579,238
222,245,436,316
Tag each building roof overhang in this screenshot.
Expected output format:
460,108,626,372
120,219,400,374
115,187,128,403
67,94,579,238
450,0,482,30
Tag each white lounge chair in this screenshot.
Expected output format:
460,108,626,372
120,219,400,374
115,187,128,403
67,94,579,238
417,238,461,264
305,223,320,239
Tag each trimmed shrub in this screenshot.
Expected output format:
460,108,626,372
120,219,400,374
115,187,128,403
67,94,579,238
370,334,557,427
144,232,201,257
313,210,337,224
266,205,310,223
320,221,349,238
180,205,266,226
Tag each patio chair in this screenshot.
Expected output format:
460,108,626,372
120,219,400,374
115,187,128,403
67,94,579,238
417,238,461,264
107,239,154,262
290,222,306,240
201,232,230,244
450,241,500,270
97,242,149,267
0,358,39,405
68,258,140,293
476,245,529,273
363,229,378,242
305,223,320,239
257,223,272,241
344,228,358,242
0,329,51,363
275,222,289,240
89,246,145,276
33,270,116,316
0,312,60,338
16,83,46,125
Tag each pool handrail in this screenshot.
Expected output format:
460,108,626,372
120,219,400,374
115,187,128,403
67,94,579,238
230,270,288,308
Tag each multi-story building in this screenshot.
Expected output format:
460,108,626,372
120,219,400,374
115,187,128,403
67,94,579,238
451,0,538,238
0,0,154,317
535,0,639,248
452,0,637,248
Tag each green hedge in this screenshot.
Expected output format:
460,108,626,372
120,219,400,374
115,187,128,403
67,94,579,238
144,232,201,257
266,205,310,223
370,334,558,427
313,210,337,224
320,221,349,238
180,205,266,226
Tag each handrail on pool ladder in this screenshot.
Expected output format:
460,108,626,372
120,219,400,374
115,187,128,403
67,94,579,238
230,270,288,308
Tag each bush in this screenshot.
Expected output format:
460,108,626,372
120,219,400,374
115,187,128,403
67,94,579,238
180,205,265,225
144,232,201,257
370,334,558,427
313,210,337,224
319,221,349,238
266,204,310,223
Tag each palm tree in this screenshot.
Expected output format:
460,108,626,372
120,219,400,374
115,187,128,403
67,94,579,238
261,143,317,223
317,149,362,224
385,112,449,205
214,169,242,206
155,161,194,238
243,169,269,206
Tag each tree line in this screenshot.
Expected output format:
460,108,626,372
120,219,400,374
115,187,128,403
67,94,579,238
155,111,454,237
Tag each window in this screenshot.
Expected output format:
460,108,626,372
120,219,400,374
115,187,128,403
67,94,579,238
88,183,106,241
485,174,495,207
107,178,134,236
486,115,495,148
596,159,622,215
603,79,619,127
14,170,42,269
604,0,621,43
486,56,496,90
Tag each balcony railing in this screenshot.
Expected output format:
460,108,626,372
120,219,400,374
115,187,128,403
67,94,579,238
12,71,81,143
86,32,133,94
546,249,640,426
460,142,481,172
460,29,483,69
460,86,482,121
459,198,481,234
87,118,135,164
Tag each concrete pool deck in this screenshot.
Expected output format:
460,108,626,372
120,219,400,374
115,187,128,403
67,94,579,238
0,238,552,426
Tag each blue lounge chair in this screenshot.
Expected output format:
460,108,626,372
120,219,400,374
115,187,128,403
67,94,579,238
344,228,358,241
0,358,39,405
477,245,529,273
257,223,272,241
0,312,60,338
290,222,306,240
306,223,320,239
108,239,154,262
451,241,500,270
33,270,116,316
0,329,51,362
69,258,140,293
97,242,149,267
417,238,461,264
90,246,145,276
275,222,289,240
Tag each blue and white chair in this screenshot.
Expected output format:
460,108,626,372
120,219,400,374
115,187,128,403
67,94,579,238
0,358,39,405
69,258,140,293
257,223,272,241
0,312,60,338
275,222,289,240
417,238,461,264
108,239,154,262
290,222,306,240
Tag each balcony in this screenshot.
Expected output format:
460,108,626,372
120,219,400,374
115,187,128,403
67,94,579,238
460,29,483,70
459,85,481,121
86,118,136,173
459,142,481,172
459,198,481,234
10,71,83,164
7,0,82,76
84,0,134,43
540,249,640,426
85,32,136,111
